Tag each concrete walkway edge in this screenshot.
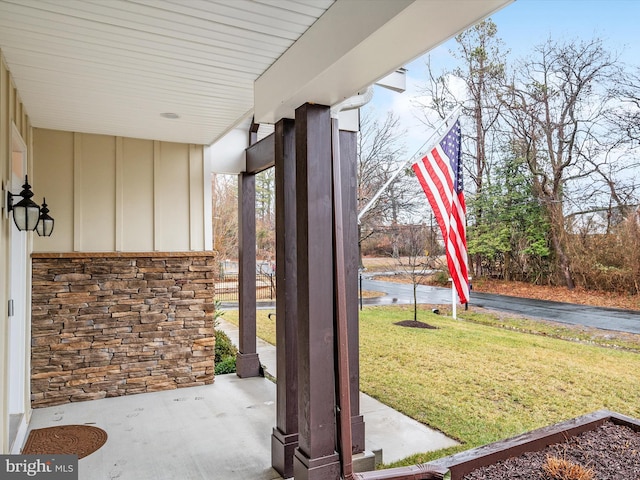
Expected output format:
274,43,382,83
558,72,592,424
216,317,459,466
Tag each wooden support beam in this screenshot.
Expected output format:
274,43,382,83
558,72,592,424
246,133,275,174
293,103,340,480
271,118,299,478
236,171,260,377
332,117,354,479
340,129,366,454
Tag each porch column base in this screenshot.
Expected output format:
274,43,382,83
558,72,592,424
293,448,341,480
235,352,261,378
351,414,365,454
271,428,298,479
353,451,377,473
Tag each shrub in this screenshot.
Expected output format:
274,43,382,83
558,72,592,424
215,329,237,363
213,299,224,329
214,329,238,374
214,356,237,375
430,270,450,286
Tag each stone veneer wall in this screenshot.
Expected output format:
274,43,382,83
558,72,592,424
30,252,217,408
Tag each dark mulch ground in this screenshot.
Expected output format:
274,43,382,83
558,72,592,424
463,422,640,480
394,320,438,329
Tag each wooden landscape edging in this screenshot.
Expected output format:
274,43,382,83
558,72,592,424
354,410,640,480
429,410,640,479
353,464,448,480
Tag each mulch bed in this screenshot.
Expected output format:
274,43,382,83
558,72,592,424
394,320,438,329
463,421,640,479
22,425,108,459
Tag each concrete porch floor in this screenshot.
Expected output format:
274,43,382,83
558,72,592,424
26,320,458,479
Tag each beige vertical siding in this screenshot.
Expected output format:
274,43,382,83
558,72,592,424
32,130,74,252
189,144,205,251
78,133,117,251
155,141,191,251
121,138,154,250
33,129,206,253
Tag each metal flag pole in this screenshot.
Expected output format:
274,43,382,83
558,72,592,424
357,106,461,224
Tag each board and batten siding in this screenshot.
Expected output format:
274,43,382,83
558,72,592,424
32,129,206,253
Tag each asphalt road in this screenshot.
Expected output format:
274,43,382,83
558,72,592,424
361,277,640,335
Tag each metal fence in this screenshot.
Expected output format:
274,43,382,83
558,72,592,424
215,272,276,302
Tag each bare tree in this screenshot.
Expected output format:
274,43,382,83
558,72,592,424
394,224,435,322
416,19,508,276
452,19,507,195
212,174,238,263
614,66,640,144
255,168,275,260
417,20,507,190
502,38,625,289
357,109,422,261
414,21,639,290
255,167,275,223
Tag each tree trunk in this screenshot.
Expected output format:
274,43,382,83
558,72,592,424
474,253,482,278
549,226,575,290
504,253,511,281
413,281,418,322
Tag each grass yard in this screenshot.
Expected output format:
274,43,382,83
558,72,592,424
222,305,640,467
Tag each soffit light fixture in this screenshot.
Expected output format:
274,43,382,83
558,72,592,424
5,175,55,236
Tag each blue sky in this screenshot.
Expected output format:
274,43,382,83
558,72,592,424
367,0,640,159
490,0,639,62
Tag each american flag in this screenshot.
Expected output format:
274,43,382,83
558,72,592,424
412,119,469,304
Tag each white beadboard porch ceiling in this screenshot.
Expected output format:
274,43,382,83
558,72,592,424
0,0,335,145
0,0,513,147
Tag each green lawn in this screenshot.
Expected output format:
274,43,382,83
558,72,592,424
222,305,640,467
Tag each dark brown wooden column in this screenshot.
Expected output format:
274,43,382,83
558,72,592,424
293,103,341,480
236,171,261,377
340,129,365,454
271,118,299,478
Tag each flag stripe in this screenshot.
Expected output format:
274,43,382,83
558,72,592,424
413,160,449,236
412,119,469,304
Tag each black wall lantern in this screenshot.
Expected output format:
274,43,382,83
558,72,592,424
6,175,55,236
36,198,55,237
